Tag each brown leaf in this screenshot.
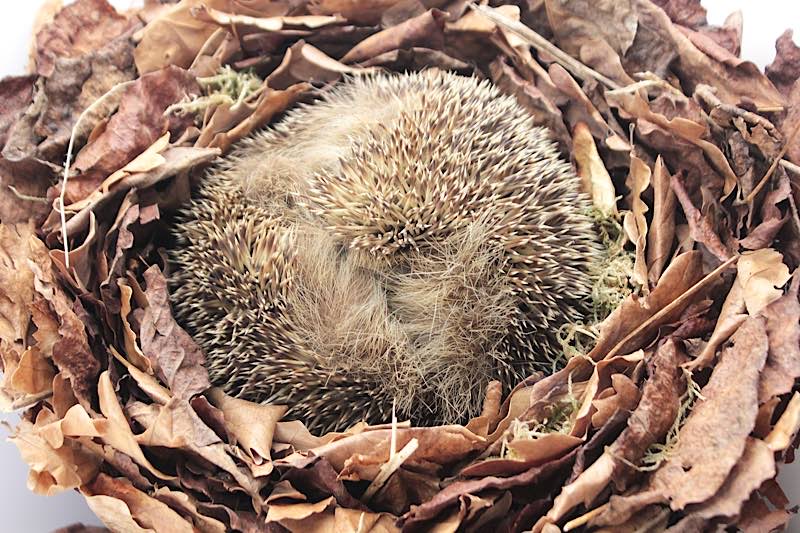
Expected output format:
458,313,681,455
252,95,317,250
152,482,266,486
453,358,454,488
137,265,210,399
587,250,704,360
759,276,800,403
34,0,138,77
573,122,617,216
651,0,707,28
543,340,686,525
0,75,36,150
203,83,308,152
3,38,136,165
688,275,746,370
544,0,638,58
591,373,640,429
309,0,409,25
766,30,800,97
623,153,651,289
647,157,677,284
360,47,471,73
670,173,731,261
10,409,100,495
68,67,199,204
134,0,291,73
265,41,374,91
84,474,194,533
737,248,790,316
652,317,768,509
632,0,784,111
341,9,446,64
681,438,775,521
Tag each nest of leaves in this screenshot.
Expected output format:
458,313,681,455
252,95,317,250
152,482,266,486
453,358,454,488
2,0,800,531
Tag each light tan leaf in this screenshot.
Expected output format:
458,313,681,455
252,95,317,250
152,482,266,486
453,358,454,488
84,494,155,533
207,387,286,472
737,249,790,316
623,153,651,290
765,392,800,453
572,121,617,216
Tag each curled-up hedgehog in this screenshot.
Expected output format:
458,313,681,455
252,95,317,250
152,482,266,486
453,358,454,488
170,70,602,434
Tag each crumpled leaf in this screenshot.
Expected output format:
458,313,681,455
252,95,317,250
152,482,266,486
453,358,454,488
759,276,800,403
737,248,791,316
633,0,785,111
646,157,676,284
84,474,194,533
309,0,413,26
670,172,731,261
542,339,686,526
207,388,286,475
34,0,138,77
137,265,210,399
766,30,800,97
68,67,199,204
679,438,775,521
265,41,375,91
0,75,36,150
10,409,101,495
134,0,291,73
544,0,638,58
652,317,768,509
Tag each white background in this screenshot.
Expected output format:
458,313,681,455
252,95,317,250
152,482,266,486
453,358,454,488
0,1,798,531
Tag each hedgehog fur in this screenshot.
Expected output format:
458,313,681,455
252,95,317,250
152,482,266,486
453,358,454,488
170,70,602,434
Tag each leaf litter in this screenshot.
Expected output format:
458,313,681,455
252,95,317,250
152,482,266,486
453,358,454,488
0,0,799,531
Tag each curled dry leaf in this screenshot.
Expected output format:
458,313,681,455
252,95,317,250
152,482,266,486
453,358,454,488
542,339,686,526
85,474,194,533
572,121,616,216
759,276,800,403
766,30,800,97
207,387,286,474
265,41,375,91
341,9,446,64
623,152,651,290
68,67,199,204
134,0,291,73
646,157,676,284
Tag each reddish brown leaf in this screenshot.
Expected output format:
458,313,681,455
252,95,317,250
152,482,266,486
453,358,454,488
0,75,36,150
759,276,800,403
651,317,768,510
69,66,199,204
34,0,138,77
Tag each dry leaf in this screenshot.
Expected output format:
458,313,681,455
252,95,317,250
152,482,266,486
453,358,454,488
137,265,210,399
759,277,800,403
646,157,676,283
341,9,446,64
207,387,286,472
34,0,138,77
651,317,768,510
737,249,791,316
572,121,616,216
623,153,651,289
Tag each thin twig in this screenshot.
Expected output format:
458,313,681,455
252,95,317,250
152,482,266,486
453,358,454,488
11,389,54,410
563,503,608,531
7,185,48,203
362,438,418,502
469,3,621,90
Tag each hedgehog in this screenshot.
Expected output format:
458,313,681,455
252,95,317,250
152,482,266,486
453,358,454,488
169,70,602,434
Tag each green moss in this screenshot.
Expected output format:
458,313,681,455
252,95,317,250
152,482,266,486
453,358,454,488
165,66,263,116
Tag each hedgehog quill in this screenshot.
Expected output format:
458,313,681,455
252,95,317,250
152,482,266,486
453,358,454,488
170,70,602,434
